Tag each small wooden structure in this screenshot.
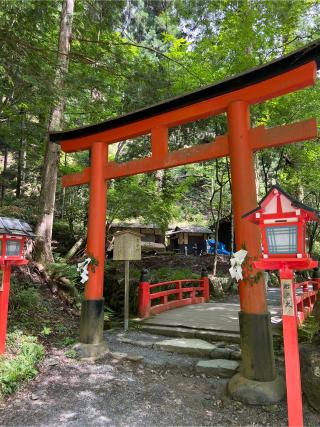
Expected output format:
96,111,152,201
113,230,142,331
113,230,142,261
167,226,212,255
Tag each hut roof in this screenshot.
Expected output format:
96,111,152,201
167,226,212,236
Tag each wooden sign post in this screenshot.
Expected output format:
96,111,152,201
113,230,142,331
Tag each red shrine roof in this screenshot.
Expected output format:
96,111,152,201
243,184,320,223
50,39,320,143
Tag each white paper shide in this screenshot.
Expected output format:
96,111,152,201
229,249,248,282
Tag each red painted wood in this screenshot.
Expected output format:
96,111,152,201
138,281,151,318
84,142,107,300
150,297,205,316
0,265,11,354
280,268,304,427
62,119,317,187
59,62,316,152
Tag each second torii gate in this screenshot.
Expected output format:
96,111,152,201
51,40,319,403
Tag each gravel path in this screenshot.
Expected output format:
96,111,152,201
0,332,319,427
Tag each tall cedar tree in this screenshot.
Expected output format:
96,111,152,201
34,0,74,263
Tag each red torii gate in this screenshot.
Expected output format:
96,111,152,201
51,41,319,402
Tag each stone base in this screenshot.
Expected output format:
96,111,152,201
228,372,285,405
80,299,105,344
239,311,276,381
73,342,109,360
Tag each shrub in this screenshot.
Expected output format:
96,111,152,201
48,258,79,286
0,331,44,399
10,287,40,312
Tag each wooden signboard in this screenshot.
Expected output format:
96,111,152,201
113,230,142,261
113,230,142,331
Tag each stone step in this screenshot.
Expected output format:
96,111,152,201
154,338,215,357
141,324,240,344
154,338,241,360
196,359,239,378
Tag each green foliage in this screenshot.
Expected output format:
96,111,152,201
0,0,319,257
48,257,79,286
0,331,44,399
8,278,78,347
298,315,320,344
149,266,199,283
9,286,40,312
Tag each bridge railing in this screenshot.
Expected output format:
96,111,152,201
138,270,209,318
294,280,319,326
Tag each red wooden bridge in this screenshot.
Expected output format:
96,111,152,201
138,274,319,334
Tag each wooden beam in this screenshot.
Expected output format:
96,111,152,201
151,126,168,158
61,117,317,187
62,134,229,186
251,118,317,151
60,62,316,153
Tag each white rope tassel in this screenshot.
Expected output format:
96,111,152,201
229,249,248,282
77,257,91,284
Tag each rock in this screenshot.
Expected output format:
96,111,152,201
195,330,240,344
110,352,127,360
46,358,58,367
211,347,232,359
135,340,154,348
230,350,241,360
300,343,320,412
227,373,285,405
126,355,144,362
154,338,215,357
30,394,39,400
196,359,239,378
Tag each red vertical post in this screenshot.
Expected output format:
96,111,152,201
0,264,11,354
85,141,108,300
138,269,150,318
79,141,108,349
280,268,303,427
201,269,210,301
227,100,276,383
176,281,182,300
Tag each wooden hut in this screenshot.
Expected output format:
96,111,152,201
167,226,212,255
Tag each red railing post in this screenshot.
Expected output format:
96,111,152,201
280,267,303,427
176,281,182,300
201,268,210,302
138,268,151,318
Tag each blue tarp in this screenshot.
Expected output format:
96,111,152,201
206,239,231,255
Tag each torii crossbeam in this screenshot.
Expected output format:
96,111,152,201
51,40,320,402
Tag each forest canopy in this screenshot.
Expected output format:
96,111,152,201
0,0,319,260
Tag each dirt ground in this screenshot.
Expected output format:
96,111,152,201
0,344,319,427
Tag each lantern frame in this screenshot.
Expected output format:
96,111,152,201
0,217,34,266
243,185,319,271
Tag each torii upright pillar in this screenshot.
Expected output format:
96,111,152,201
77,141,109,357
227,101,282,401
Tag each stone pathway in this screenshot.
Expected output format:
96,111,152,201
0,331,319,426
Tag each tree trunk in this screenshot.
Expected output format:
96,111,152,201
1,146,8,204
16,138,26,198
34,0,75,263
